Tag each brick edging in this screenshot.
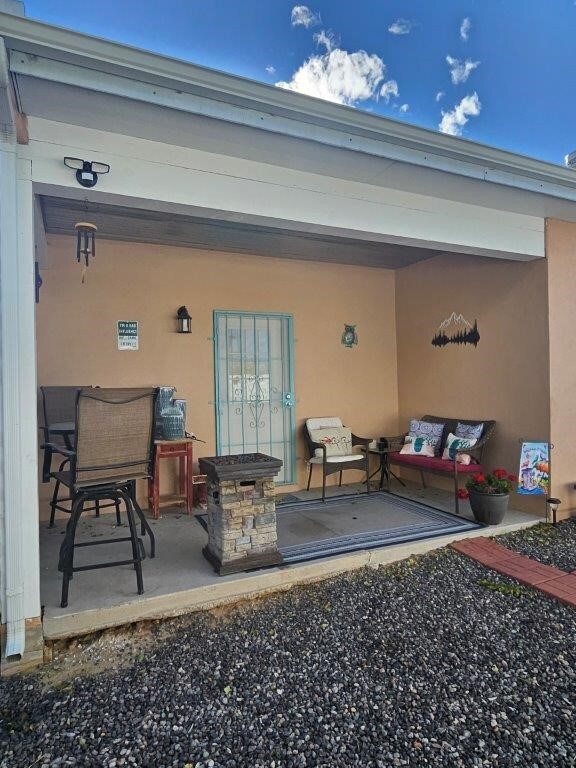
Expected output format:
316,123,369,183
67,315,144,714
450,536,576,608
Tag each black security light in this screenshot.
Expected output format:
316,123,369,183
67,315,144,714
64,157,110,188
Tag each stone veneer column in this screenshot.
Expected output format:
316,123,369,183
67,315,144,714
200,458,283,575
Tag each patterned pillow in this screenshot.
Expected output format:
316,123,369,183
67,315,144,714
442,432,477,464
400,436,435,458
309,426,353,457
455,422,484,441
408,419,445,456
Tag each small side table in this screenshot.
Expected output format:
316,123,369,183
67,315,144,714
365,445,406,491
148,438,195,519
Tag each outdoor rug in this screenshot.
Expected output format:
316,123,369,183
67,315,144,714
196,491,480,565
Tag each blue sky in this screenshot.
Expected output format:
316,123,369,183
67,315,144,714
24,0,576,165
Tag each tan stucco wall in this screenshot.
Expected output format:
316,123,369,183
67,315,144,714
36,235,399,519
395,253,550,515
546,219,576,516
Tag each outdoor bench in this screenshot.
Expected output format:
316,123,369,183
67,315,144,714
381,415,496,514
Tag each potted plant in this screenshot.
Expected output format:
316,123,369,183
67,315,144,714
460,469,517,525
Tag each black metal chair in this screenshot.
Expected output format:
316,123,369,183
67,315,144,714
55,387,158,607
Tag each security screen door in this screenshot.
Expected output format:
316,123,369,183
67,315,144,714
214,311,295,484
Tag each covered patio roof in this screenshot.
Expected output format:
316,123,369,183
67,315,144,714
39,195,440,269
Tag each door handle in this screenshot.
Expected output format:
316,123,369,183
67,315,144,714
283,392,294,407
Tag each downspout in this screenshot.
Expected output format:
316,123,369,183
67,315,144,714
0,35,25,659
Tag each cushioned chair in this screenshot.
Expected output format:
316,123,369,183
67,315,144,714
304,417,371,501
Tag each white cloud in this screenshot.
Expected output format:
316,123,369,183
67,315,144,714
291,5,320,28
446,55,480,84
313,29,335,52
460,17,471,42
276,47,386,106
265,65,276,75
380,79,399,103
435,90,445,102
439,92,481,136
399,103,410,113
388,18,413,35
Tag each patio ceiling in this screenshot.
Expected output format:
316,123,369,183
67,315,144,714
39,196,441,269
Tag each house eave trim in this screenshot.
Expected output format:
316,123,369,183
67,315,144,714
3,11,576,201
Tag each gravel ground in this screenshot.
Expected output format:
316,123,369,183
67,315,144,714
498,520,576,573
2,546,576,768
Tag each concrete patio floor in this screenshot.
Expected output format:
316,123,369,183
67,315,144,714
40,483,544,642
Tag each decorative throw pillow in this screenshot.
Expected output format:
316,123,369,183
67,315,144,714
309,426,353,457
455,422,484,441
408,419,445,456
400,436,436,457
442,432,478,464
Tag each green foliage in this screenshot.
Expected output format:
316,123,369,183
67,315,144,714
478,579,531,597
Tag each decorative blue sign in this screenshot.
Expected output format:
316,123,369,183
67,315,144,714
517,441,549,495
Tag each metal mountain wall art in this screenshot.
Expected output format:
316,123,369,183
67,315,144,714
431,313,480,348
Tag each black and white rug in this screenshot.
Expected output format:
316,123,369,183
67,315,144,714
196,491,480,566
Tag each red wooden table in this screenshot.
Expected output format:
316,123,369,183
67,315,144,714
148,438,194,519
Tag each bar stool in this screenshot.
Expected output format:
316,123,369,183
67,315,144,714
55,388,157,607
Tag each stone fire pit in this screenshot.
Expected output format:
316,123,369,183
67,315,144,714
199,453,283,575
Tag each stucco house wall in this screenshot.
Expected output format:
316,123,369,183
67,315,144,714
37,235,555,519
395,252,550,515
36,235,399,519
546,218,576,516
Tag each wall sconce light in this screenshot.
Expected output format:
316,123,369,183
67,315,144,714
64,157,110,188
177,306,192,333
546,497,562,525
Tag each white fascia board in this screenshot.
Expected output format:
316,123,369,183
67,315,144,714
2,10,576,201
24,117,544,260
10,51,576,202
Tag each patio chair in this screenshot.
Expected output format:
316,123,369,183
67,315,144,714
304,417,371,502
40,385,120,527
55,387,158,607
40,385,91,475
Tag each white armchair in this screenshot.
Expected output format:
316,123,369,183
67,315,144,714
303,417,371,501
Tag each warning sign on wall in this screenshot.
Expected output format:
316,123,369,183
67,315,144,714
117,320,139,351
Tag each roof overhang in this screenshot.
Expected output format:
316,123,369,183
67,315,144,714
2,11,576,203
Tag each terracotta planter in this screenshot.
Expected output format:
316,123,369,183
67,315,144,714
468,489,509,525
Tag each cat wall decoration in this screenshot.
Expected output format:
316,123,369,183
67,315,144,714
431,313,480,348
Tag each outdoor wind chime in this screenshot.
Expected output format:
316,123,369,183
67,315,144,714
63,157,110,284
74,204,97,284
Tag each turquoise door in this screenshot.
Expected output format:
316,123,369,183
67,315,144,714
214,311,296,484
